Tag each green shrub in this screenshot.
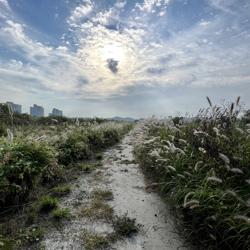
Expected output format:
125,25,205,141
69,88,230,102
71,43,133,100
40,162,64,184
0,141,57,208
58,130,92,164
86,129,105,150
102,128,120,146
58,123,131,164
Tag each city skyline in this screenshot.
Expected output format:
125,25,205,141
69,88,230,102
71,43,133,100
6,101,63,117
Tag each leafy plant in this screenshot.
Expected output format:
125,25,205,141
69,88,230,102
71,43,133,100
0,141,56,208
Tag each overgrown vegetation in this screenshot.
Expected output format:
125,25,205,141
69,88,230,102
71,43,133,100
135,97,250,250
0,141,57,208
0,104,132,248
0,120,131,210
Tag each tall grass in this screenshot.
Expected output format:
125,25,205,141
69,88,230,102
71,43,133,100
0,121,132,210
134,98,250,250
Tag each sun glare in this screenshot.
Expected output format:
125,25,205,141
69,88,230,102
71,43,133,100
101,43,125,62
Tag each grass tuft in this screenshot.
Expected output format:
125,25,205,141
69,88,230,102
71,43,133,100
51,185,71,197
38,195,58,212
81,199,114,220
112,214,139,237
81,229,110,250
77,162,98,173
91,189,113,201
52,208,71,220
134,99,250,249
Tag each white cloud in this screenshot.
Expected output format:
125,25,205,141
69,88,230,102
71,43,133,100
115,1,127,9
136,0,170,13
0,0,10,19
1,20,52,57
209,0,249,15
0,0,250,104
92,8,119,27
68,1,93,27
0,0,9,9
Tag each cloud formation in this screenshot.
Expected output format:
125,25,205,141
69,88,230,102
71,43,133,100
0,0,250,116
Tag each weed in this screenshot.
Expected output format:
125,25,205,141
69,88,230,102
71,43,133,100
19,226,44,244
82,229,110,250
81,199,114,220
38,195,58,212
91,189,113,201
95,153,103,160
78,162,97,173
52,208,71,220
112,214,139,237
51,185,71,197
134,98,250,250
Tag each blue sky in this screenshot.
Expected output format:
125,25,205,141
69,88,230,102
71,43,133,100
0,0,250,117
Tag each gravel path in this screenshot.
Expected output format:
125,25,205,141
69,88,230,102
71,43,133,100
42,129,188,250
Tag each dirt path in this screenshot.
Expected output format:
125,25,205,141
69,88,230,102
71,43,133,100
42,130,188,250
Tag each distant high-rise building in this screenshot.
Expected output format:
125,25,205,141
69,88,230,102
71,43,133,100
6,102,22,114
30,104,44,117
49,108,63,117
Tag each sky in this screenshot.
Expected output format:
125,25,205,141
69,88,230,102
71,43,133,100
0,0,250,118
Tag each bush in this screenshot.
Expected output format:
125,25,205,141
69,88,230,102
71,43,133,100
102,128,121,146
58,130,92,165
135,99,250,250
0,141,57,208
86,129,105,150
58,123,131,164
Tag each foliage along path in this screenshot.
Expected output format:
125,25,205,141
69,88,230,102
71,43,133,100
41,128,188,250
